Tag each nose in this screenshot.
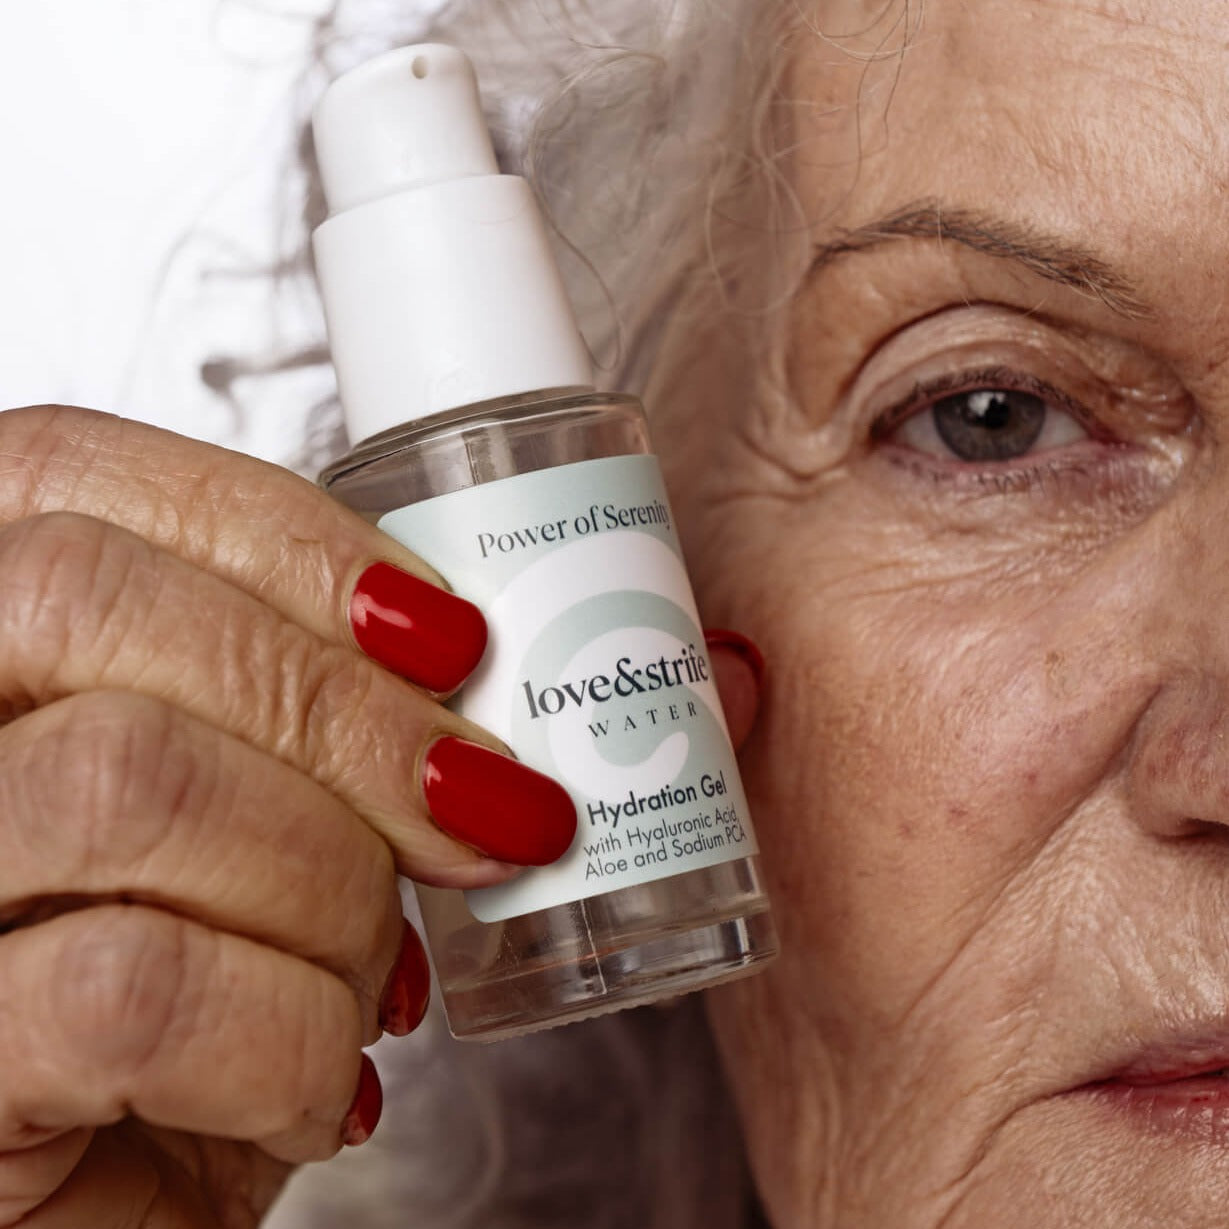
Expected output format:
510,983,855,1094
1126,677,1229,839
1124,483,1229,839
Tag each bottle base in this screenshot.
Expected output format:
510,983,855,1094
443,906,777,1042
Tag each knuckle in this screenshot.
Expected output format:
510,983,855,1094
0,406,209,561
272,635,377,773
3,694,219,879
283,643,431,829
0,512,150,688
331,859,402,1007
46,906,198,1085
270,977,365,1136
0,406,121,524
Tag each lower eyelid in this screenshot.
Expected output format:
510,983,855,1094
876,443,1165,512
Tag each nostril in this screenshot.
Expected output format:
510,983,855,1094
1174,816,1229,840
1124,684,1229,840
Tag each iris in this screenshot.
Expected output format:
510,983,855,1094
932,388,1047,461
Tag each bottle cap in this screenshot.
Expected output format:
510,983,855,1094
312,45,594,443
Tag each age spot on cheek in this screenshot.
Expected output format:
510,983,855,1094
1045,650,1077,699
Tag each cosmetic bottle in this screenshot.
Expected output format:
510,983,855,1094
314,44,777,1040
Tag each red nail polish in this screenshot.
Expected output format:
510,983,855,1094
703,628,765,688
341,1054,383,1148
422,737,577,865
379,920,431,1037
350,562,488,693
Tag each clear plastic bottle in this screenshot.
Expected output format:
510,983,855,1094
322,389,776,1039
314,47,777,1040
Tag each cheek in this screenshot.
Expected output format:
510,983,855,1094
681,483,1166,1024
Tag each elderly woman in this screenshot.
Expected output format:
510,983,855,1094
2,0,1226,1225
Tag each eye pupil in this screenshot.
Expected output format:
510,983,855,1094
965,390,1012,429
933,388,1046,461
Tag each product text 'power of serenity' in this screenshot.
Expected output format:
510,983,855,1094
477,499,671,559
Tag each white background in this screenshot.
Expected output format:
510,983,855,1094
0,0,348,466
0,10,521,1221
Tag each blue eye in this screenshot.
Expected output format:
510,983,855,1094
890,385,1088,462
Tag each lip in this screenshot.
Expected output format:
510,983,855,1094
1072,1038,1229,1143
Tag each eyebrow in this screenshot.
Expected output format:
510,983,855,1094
811,199,1152,320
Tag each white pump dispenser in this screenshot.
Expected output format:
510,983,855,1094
312,44,593,445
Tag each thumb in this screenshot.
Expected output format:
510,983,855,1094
704,629,765,752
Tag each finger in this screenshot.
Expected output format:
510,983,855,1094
8,1125,231,1229
0,405,485,692
704,629,765,751
0,1129,91,1226
0,513,574,883
0,905,369,1166
0,691,403,1026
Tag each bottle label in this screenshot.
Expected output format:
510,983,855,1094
379,454,758,923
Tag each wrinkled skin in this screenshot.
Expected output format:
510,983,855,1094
0,403,760,1227
0,410,548,1226
4,0,1226,1224
657,0,1229,1225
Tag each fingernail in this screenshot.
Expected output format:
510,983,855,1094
379,920,431,1038
341,1054,383,1148
350,562,488,693
422,736,577,865
703,628,765,688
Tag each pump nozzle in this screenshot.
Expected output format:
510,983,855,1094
312,44,593,444
314,44,499,214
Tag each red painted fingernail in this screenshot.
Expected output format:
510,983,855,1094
379,920,431,1037
422,737,577,865
341,1054,383,1148
703,628,765,688
350,562,488,693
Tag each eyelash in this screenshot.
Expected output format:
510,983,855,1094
869,365,1096,444
864,363,1126,495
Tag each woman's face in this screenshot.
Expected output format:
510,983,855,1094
658,0,1229,1223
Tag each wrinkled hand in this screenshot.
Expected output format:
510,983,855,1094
0,406,574,1228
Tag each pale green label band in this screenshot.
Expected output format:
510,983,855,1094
379,454,758,922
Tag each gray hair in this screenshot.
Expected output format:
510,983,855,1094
224,0,809,476
264,2,805,1224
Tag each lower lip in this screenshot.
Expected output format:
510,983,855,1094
1078,1074,1229,1142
